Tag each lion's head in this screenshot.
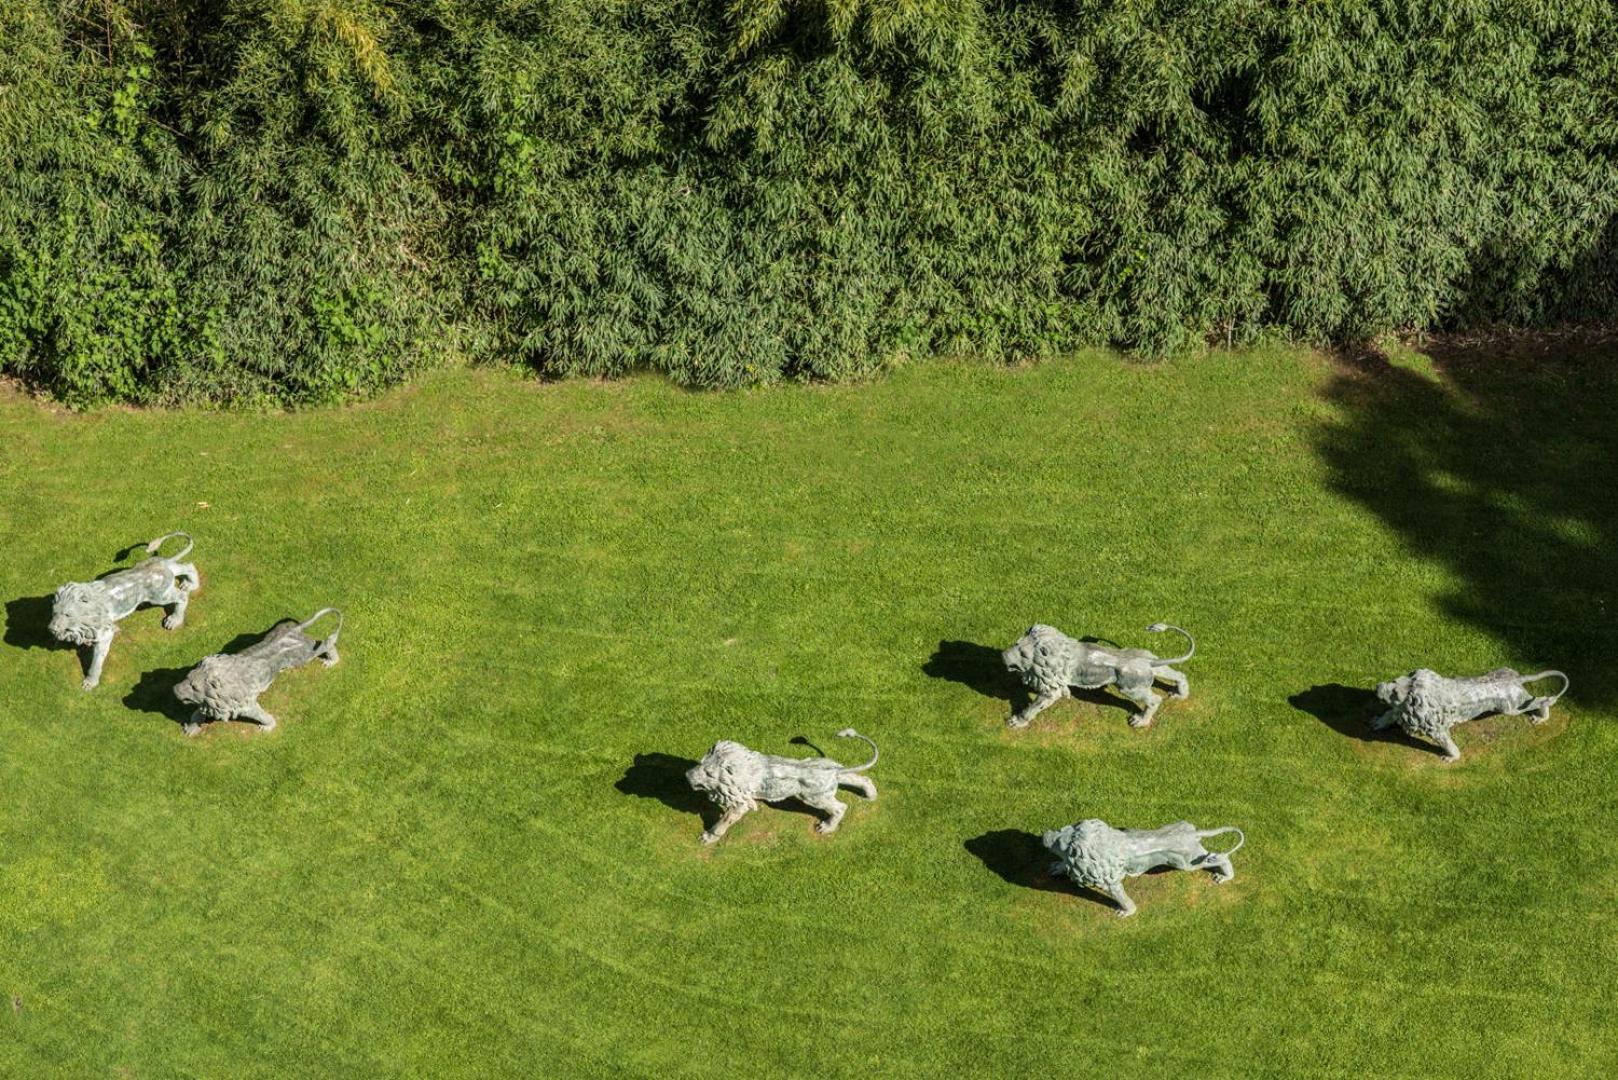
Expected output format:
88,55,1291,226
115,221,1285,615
1375,673,1414,710
1043,818,1130,886
173,656,259,719
686,741,765,811
49,583,114,645
1003,625,1076,695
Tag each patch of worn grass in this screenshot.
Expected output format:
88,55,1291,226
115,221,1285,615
1,346,1615,1076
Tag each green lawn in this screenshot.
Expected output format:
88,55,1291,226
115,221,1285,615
2,344,1615,1076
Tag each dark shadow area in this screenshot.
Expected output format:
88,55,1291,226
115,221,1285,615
123,666,197,726
788,735,826,756
1288,683,1443,757
616,753,719,830
923,641,1029,714
964,828,1123,913
4,594,68,652
1318,332,1618,708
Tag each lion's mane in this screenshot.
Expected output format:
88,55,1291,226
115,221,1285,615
691,741,766,812
1014,625,1080,696
1393,668,1452,739
1045,819,1130,886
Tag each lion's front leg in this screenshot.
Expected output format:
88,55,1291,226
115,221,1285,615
182,708,207,738
239,701,278,732
1106,880,1137,917
81,631,114,690
701,806,749,845
1010,689,1065,729
1370,708,1399,732
1435,729,1462,763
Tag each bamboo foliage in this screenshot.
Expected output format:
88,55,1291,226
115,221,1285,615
2,0,1615,404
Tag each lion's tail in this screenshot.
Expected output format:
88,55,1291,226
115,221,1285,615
1516,670,1569,708
836,728,879,772
297,607,343,646
146,531,193,560
1145,622,1195,666
1196,825,1244,853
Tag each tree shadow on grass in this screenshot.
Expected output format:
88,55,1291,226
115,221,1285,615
1317,332,1618,708
1287,682,1447,757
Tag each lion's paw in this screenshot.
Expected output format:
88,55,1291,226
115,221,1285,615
1128,715,1152,728
182,723,201,737
815,821,840,834
1007,716,1030,730
80,677,99,691
162,614,184,630
699,831,719,845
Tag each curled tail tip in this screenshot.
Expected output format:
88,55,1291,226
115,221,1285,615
836,727,858,739
147,530,192,555
1146,622,1168,632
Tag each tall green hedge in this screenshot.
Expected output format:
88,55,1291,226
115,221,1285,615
3,1,1615,405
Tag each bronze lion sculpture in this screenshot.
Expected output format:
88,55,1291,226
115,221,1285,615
1372,667,1568,762
174,609,342,736
1043,818,1244,917
1002,622,1194,729
49,532,201,690
685,729,878,844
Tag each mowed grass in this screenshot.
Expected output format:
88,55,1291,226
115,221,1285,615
2,345,1616,1076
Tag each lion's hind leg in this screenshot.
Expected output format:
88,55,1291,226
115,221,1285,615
1118,683,1163,728
839,773,877,802
160,583,191,630
1204,852,1235,884
1156,667,1190,700
802,791,848,834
